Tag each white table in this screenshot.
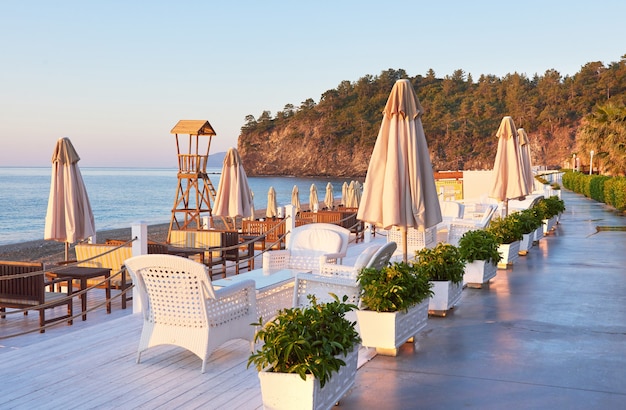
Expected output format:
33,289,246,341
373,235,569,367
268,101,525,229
212,268,310,321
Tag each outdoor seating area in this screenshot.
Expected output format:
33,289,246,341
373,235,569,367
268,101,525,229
2,190,625,408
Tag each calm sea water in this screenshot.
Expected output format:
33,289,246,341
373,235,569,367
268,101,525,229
0,167,357,246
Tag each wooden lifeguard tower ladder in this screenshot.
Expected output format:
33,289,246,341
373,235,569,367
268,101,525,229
167,120,218,241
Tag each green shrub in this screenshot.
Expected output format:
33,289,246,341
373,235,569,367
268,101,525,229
358,262,433,313
413,243,465,284
457,229,502,264
487,215,524,244
248,294,360,388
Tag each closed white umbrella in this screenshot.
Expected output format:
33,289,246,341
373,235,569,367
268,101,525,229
488,117,530,215
341,182,349,206
309,183,319,212
346,181,357,208
213,147,253,229
266,186,277,218
324,182,334,209
44,137,96,260
357,79,442,261
518,128,534,194
247,189,255,221
291,185,301,214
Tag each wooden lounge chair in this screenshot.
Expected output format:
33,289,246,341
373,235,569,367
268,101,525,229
0,260,73,333
124,254,256,373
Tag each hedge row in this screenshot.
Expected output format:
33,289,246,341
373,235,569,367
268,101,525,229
562,171,626,211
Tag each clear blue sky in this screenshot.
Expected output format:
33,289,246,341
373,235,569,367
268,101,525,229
1,0,624,168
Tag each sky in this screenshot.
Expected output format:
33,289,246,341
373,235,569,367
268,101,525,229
1,0,625,168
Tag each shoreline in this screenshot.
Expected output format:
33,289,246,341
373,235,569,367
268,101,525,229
0,207,271,264
0,223,172,264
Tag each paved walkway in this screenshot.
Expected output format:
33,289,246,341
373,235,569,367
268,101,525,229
340,190,626,409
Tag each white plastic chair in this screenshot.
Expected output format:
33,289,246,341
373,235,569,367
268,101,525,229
263,223,350,272
447,204,498,246
124,254,257,373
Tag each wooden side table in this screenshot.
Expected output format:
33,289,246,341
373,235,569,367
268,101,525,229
48,266,111,321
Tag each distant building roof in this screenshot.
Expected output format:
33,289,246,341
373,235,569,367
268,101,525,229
170,120,216,136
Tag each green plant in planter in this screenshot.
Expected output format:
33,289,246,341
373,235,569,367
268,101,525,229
486,215,523,244
413,243,465,284
247,294,360,388
510,208,542,234
535,196,566,219
457,229,502,264
357,262,433,313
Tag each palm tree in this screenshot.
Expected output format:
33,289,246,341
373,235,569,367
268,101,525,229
577,104,626,176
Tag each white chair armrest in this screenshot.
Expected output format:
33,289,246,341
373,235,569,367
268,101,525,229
319,262,360,280
263,250,290,270
293,272,361,308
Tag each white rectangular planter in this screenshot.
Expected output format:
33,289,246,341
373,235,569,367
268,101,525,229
518,233,533,255
258,348,358,410
543,217,556,234
497,241,520,269
356,299,429,356
428,280,462,316
534,226,544,243
463,260,497,288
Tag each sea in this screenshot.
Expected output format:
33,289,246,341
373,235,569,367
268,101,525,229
0,167,358,246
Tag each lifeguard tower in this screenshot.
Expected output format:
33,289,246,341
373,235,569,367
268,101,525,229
167,120,217,241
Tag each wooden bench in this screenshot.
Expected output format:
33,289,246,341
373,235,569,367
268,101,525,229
74,244,133,309
241,220,288,250
0,260,73,333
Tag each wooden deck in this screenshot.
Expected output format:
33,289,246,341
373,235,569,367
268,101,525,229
0,235,377,409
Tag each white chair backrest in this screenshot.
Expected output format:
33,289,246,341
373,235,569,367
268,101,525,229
440,201,464,219
352,244,381,269
288,223,350,257
366,241,397,270
125,254,215,324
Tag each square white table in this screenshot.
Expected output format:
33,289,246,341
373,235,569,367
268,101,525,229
212,268,310,321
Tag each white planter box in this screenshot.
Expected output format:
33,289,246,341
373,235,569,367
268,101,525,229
497,241,520,269
258,348,358,410
428,280,462,316
356,299,429,356
518,233,533,255
543,217,556,234
463,260,497,288
534,226,544,243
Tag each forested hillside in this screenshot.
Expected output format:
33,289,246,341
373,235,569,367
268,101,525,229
238,56,626,177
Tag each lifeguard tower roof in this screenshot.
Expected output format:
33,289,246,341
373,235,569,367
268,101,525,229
170,120,216,136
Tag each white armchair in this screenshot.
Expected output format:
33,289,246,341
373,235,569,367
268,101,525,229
124,254,257,373
293,242,398,308
263,223,350,272
447,204,498,246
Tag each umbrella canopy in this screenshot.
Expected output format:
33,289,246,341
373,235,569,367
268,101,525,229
324,182,334,209
357,79,442,261
266,186,277,218
488,117,530,215
291,185,301,214
213,148,253,228
341,182,349,206
44,137,96,260
309,183,319,212
518,128,534,194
